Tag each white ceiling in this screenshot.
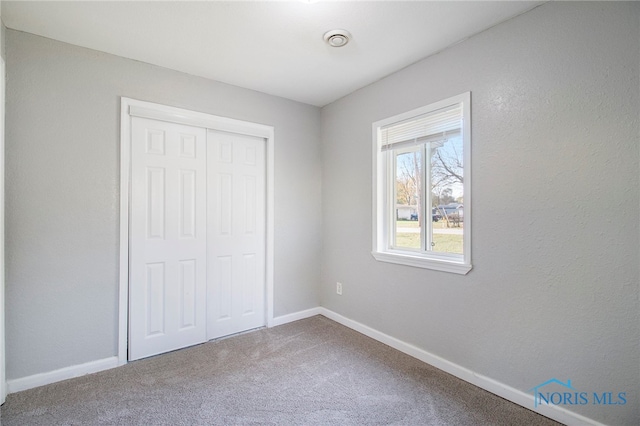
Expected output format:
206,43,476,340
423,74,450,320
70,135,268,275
2,1,544,107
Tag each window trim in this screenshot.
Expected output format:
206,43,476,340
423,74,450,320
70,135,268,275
372,92,472,275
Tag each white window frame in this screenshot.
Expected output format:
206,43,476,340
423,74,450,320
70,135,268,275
372,92,472,275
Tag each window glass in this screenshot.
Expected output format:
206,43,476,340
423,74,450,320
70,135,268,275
394,149,422,250
431,136,463,255
372,92,471,274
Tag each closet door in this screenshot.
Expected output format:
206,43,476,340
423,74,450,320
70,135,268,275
207,130,266,340
129,117,207,360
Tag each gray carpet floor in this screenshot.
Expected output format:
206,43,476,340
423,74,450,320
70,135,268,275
1,316,560,425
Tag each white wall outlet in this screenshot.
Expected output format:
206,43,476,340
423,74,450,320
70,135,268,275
336,282,343,295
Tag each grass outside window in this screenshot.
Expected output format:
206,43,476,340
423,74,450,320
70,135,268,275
395,220,463,254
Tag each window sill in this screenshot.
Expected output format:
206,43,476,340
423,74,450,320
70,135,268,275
371,250,472,275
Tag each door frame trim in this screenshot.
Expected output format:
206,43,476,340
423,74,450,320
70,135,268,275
118,97,275,365
1,55,6,403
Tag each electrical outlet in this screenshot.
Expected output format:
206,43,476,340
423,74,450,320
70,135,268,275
336,282,343,295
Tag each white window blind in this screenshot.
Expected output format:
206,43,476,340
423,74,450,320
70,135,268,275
380,104,462,152
372,92,471,274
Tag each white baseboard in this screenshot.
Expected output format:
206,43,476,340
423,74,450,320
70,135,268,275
7,308,322,395
317,307,603,426
269,307,322,327
6,356,119,394
5,308,318,394
2,308,605,426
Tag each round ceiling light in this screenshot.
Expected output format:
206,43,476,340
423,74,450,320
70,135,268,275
323,29,352,48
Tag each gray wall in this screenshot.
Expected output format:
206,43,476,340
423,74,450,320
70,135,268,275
5,30,321,379
320,2,639,425
1,14,6,404
4,2,640,424
1,21,5,60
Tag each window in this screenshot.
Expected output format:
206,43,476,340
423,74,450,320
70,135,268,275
372,93,471,274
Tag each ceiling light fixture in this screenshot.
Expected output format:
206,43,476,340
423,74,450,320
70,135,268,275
323,29,352,48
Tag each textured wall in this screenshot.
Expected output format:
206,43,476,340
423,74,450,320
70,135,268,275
5,30,322,379
1,16,6,404
320,2,639,424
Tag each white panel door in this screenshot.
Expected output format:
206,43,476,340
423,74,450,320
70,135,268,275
129,117,207,360
207,130,266,340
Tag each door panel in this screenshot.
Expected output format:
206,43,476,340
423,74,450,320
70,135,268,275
129,117,207,361
207,130,266,340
